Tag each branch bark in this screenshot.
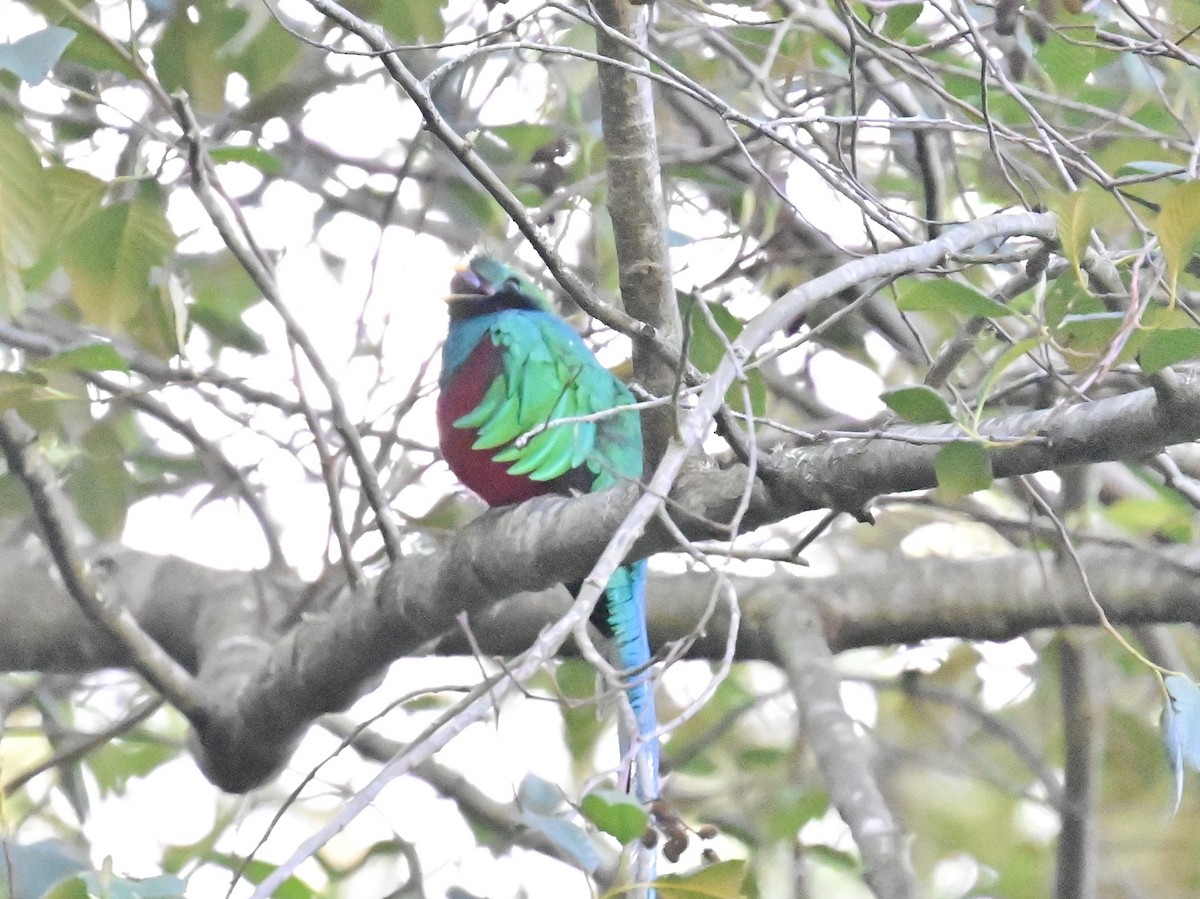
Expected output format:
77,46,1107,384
592,0,684,462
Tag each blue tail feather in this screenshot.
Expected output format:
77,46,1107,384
603,560,659,802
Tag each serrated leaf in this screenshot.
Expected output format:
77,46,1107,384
521,813,602,874
1138,328,1200,374
1163,675,1200,812
654,859,748,898
0,25,75,84
881,385,953,423
935,441,993,498
1153,180,1200,298
207,145,284,175
39,343,130,373
580,789,649,844
896,279,1014,318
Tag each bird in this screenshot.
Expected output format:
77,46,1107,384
436,255,660,807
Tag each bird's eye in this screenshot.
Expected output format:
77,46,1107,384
503,276,521,291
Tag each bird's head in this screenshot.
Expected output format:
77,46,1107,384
445,256,554,319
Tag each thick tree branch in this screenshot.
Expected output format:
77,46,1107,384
0,413,201,719
1055,634,1100,899
774,600,920,899
2,354,1200,789
592,0,684,462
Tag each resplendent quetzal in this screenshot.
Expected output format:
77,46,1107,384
437,255,659,803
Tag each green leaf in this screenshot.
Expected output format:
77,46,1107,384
1138,328,1200,374
62,198,177,333
880,2,923,38
1106,496,1193,543
0,370,56,411
0,26,75,84
155,5,249,114
765,788,829,841
974,336,1044,418
881,385,953,423
207,145,284,176
1042,269,1098,330
1153,180,1200,296
183,254,265,354
0,115,51,316
654,859,748,898
1054,311,1129,369
934,441,993,497
56,22,139,78
896,279,1015,318
41,876,90,899
86,738,177,796
1034,30,1102,92
374,1,445,42
1053,190,1095,285
39,343,130,373
682,296,768,419
580,789,650,845
557,659,606,763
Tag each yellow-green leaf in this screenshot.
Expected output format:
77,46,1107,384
1053,189,1095,285
1138,328,1200,374
1153,180,1200,298
45,165,107,241
0,116,51,316
62,199,176,333
38,343,130,373
935,441,993,498
580,790,649,845
654,859,748,898
897,279,1015,319
881,385,953,423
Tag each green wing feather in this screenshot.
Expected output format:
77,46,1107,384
453,312,641,488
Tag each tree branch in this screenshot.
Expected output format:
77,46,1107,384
774,600,920,899
591,0,684,462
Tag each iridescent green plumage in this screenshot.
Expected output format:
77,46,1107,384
437,256,659,810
